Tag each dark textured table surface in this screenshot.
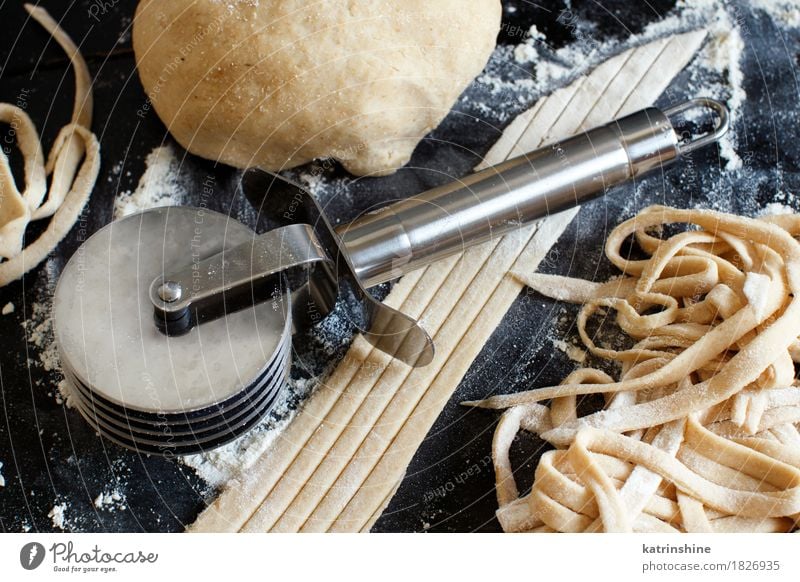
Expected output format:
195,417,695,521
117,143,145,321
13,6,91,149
1,0,798,532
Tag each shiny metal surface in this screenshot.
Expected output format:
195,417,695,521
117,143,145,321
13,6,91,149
338,102,728,287
54,207,292,414
663,97,730,155
240,169,436,367
150,222,329,320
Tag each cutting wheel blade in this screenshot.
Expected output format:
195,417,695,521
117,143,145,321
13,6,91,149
53,207,292,455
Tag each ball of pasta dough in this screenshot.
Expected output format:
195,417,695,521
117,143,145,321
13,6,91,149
133,0,501,176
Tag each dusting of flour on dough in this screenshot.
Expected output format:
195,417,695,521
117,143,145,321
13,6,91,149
552,338,587,365
474,1,746,169
743,272,772,321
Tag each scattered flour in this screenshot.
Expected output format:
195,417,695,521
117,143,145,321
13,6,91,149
22,299,60,373
182,375,319,488
181,299,354,487
687,13,745,170
48,502,68,530
629,2,748,172
118,14,132,44
282,163,355,221
473,1,748,169
760,202,795,216
106,160,123,184
15,261,82,412
2,302,14,315
93,489,127,512
513,24,546,64
553,338,587,365
55,379,76,409
113,145,187,219
750,0,800,28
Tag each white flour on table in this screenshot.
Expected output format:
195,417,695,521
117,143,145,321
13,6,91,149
48,501,68,530
750,0,800,28
760,202,795,216
113,144,187,219
181,375,318,489
93,488,127,512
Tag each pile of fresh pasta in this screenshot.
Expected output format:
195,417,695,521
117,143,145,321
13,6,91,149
466,205,800,533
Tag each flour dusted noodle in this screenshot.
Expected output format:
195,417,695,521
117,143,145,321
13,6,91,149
0,5,100,286
467,205,800,533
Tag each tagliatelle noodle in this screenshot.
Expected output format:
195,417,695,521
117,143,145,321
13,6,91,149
0,4,100,285
471,205,800,532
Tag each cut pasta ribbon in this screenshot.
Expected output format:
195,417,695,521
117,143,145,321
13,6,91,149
467,205,800,533
0,4,100,286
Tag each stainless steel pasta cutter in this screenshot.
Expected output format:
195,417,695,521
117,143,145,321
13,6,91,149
53,98,729,455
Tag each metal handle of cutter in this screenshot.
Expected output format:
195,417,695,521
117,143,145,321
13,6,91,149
147,98,728,361
337,98,730,288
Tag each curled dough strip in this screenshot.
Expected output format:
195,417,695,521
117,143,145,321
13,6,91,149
0,5,99,282
476,206,800,532
0,125,100,287
0,106,46,257
490,370,611,515
25,3,94,220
